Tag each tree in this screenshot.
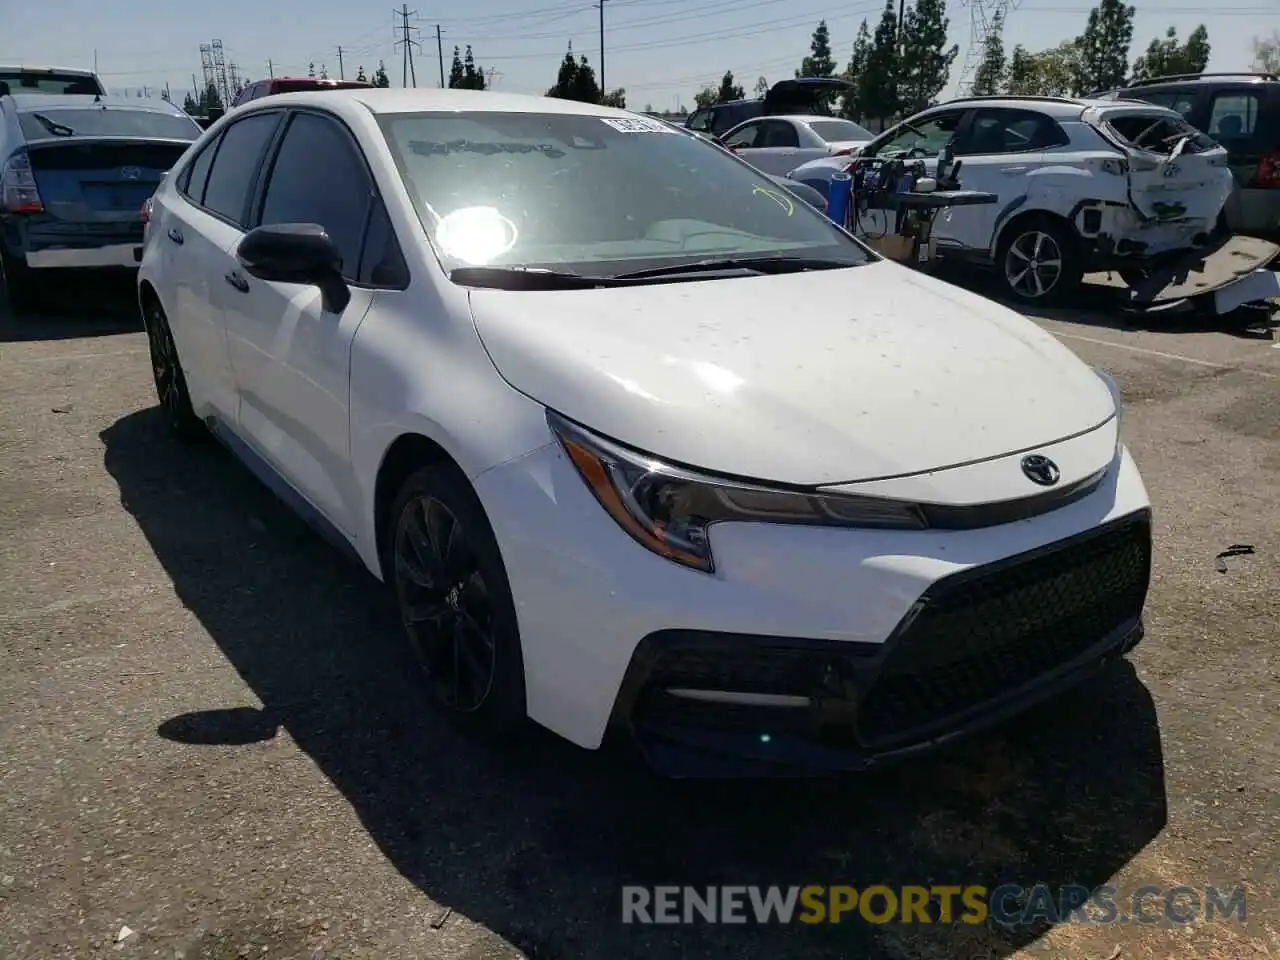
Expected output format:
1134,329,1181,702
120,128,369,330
1074,0,1135,93
798,20,837,113
716,70,744,102
548,44,579,98
199,82,222,113
861,0,901,124
970,10,1006,95
571,55,600,102
1131,25,1209,80
319,64,329,80
899,0,956,115
449,46,466,88
462,45,486,90
356,65,368,82
601,88,626,107
373,61,391,87
693,86,717,108
840,19,873,121
160,87,172,103
1005,44,1038,94
308,62,316,78
182,92,198,114
754,76,768,97
1253,31,1280,73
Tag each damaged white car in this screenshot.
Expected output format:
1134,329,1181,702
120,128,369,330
787,96,1236,303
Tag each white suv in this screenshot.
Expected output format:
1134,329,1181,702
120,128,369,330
788,95,1235,303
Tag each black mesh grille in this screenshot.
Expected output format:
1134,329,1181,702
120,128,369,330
855,515,1151,745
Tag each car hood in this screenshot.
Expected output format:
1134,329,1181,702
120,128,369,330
467,262,1116,485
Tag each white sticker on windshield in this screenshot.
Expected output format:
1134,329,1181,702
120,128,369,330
598,116,673,134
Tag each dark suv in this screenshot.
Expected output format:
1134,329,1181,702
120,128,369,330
685,77,853,139
1100,72,1280,237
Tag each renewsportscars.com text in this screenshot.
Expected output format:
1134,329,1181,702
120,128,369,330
621,884,1247,927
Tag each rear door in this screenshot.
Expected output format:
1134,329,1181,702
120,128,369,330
162,111,283,422
1083,104,1233,223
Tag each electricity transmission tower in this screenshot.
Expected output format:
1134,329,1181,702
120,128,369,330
199,44,215,95
393,4,421,87
955,0,1021,95
211,39,231,107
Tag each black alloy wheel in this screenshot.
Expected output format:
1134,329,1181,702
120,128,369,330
143,300,203,440
387,466,526,739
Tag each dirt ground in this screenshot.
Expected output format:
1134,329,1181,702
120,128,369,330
1,273,1278,960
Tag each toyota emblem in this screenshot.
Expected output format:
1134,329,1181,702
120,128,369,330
119,166,142,180
1020,455,1061,487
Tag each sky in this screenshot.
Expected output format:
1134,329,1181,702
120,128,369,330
5,0,1277,112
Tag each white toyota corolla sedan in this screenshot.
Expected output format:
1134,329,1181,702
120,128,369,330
137,88,1152,777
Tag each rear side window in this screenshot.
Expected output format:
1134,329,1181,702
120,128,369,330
201,112,281,224
18,108,201,142
962,109,1069,155
1105,112,1218,156
257,112,373,280
179,136,219,203
1127,89,1198,120
1207,92,1261,144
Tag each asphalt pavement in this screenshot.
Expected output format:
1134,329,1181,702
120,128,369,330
1,274,1278,960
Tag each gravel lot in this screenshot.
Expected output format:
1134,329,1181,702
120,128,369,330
1,274,1278,960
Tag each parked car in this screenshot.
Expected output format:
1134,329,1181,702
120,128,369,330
787,95,1235,303
231,76,374,108
717,115,874,176
0,94,202,311
684,77,854,139
1092,73,1280,238
0,65,108,97
137,89,1150,776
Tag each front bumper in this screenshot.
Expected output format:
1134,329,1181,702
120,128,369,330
614,511,1150,777
474,433,1153,764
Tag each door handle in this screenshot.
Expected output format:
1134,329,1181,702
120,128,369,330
224,270,249,293
167,226,184,244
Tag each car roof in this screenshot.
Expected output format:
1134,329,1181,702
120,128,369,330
1117,72,1278,90
6,94,184,114
0,64,98,75
245,87,639,119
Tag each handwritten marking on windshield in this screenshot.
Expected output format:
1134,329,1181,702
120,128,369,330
752,185,795,217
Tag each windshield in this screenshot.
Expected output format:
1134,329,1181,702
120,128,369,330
378,110,870,277
0,71,104,95
18,106,201,141
808,119,873,142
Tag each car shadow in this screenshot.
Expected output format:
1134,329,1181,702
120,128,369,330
0,274,141,342
933,262,1278,342
102,407,1168,959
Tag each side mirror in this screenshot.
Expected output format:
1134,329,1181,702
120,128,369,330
236,223,351,312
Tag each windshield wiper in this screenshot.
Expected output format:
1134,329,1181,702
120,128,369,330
30,113,75,137
450,266,622,289
613,255,858,280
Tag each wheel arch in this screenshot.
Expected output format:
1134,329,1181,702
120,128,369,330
994,208,1081,260
372,431,472,580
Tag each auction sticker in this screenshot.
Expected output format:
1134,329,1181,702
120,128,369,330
599,117,674,133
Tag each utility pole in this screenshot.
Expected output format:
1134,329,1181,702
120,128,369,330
436,25,444,87
267,58,274,78
393,4,420,87
596,0,606,93
336,46,345,80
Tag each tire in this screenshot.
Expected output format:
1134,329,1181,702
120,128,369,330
0,245,40,314
142,297,204,441
384,464,527,743
996,218,1083,306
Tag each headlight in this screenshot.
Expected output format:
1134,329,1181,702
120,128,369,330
547,411,926,574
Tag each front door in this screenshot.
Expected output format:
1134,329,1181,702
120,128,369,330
222,110,378,536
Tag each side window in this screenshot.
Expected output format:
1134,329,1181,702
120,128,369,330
358,198,409,288
759,120,800,148
867,111,963,158
1132,90,1198,120
1207,92,1260,144
686,108,711,133
960,109,1069,155
257,112,372,281
201,112,280,224
722,122,763,149
178,135,219,203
